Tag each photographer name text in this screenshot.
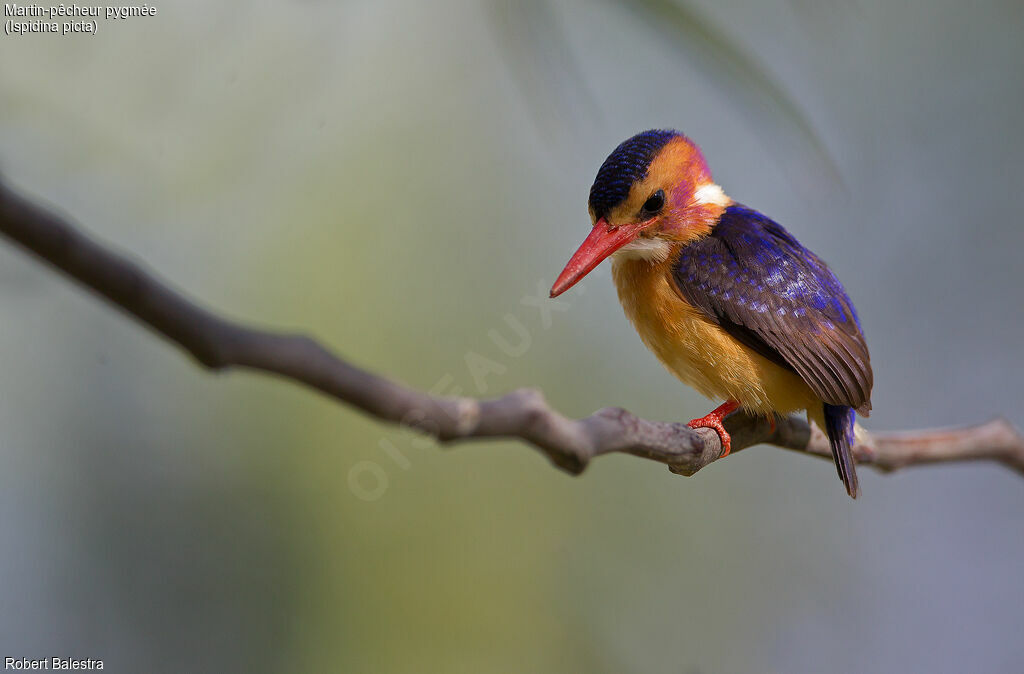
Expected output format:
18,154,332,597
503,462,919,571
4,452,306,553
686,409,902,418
5,658,103,671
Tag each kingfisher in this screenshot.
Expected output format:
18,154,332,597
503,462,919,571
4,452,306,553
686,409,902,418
551,129,872,498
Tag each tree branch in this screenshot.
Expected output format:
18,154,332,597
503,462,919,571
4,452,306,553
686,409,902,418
1,180,1022,481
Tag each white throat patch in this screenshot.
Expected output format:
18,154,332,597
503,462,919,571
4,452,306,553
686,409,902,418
612,237,673,262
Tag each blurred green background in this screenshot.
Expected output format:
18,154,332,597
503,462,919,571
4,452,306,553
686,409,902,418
2,1,1023,672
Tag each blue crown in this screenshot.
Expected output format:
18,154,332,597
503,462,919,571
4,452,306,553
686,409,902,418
588,129,678,218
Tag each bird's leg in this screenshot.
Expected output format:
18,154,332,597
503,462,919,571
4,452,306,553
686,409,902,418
687,400,741,457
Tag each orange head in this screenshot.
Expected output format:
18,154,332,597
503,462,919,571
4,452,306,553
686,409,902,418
550,130,729,297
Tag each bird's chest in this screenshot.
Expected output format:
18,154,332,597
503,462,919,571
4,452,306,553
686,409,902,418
610,256,807,412
611,257,729,393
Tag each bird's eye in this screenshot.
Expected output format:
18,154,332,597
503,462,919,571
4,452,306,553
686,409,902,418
642,190,665,215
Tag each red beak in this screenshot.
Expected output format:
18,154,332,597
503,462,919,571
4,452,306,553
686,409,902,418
550,218,645,297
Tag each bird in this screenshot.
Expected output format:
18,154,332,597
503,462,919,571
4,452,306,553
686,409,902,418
550,129,872,498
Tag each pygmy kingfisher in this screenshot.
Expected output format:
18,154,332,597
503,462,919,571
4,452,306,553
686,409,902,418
551,130,872,498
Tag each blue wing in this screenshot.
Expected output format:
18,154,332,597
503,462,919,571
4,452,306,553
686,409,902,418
671,205,873,413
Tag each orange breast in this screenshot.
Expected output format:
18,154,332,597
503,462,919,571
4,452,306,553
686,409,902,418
611,255,819,416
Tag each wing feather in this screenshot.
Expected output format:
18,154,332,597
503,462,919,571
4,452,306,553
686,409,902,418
671,205,873,412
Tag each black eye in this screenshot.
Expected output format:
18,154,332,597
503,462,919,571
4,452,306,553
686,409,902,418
641,189,664,215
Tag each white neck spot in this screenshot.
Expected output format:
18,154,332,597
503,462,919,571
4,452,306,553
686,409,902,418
693,182,730,207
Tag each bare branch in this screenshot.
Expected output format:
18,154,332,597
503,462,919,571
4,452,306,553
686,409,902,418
1,180,1022,482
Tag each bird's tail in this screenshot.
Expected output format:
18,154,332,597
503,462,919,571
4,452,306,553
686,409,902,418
822,403,860,499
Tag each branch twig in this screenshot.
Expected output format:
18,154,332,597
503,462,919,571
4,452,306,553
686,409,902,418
1,181,1022,481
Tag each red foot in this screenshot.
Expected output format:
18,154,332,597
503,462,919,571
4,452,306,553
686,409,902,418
687,400,740,457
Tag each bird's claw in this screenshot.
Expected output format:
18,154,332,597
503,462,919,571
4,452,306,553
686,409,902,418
686,400,740,458
687,413,733,457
